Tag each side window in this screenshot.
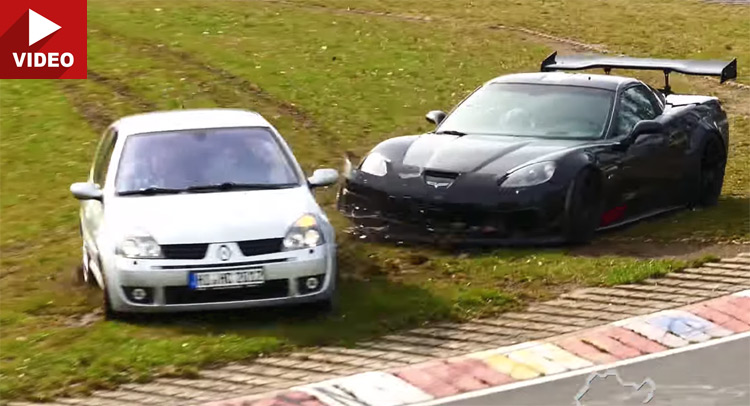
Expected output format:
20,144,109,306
613,86,659,137
91,129,117,187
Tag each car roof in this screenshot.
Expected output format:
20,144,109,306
487,72,636,91
113,109,273,137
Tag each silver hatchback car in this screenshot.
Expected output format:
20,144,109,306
70,109,339,318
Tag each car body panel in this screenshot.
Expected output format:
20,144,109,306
104,188,320,244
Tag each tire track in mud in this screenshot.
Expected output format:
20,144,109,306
90,26,325,134
60,70,158,132
59,81,116,133
86,26,341,166
87,69,158,111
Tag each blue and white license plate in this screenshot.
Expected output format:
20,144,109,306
189,269,265,290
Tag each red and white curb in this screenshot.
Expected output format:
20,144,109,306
205,290,750,406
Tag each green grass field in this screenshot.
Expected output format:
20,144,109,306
0,0,747,401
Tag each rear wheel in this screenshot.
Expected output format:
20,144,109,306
562,169,602,245
695,137,726,207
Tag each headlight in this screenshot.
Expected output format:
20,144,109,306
359,152,389,177
116,235,163,258
501,161,556,188
282,214,325,251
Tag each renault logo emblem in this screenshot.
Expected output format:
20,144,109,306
218,245,232,261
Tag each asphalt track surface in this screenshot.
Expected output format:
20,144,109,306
438,336,750,406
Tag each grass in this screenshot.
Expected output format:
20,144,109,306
286,0,750,83
0,0,746,401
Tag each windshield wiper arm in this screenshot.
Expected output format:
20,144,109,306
435,130,468,136
185,182,296,192
118,187,185,196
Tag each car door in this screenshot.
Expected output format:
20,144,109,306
82,128,117,258
610,84,673,215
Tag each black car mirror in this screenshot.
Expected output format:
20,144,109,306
425,110,447,125
615,120,665,150
630,120,664,142
70,182,103,201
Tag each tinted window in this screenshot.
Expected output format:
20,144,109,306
437,83,615,139
613,86,659,137
92,129,117,187
115,127,299,193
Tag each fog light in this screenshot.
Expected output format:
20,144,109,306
305,277,320,290
131,288,147,301
123,286,153,304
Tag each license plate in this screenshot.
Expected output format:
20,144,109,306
189,269,265,290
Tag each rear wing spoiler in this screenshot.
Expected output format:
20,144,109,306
540,52,737,94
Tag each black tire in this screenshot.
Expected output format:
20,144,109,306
103,284,132,321
309,296,337,315
95,256,128,321
562,169,603,244
306,269,340,317
103,284,118,320
695,136,726,207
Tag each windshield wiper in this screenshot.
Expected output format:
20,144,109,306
118,187,185,196
435,130,468,136
185,182,297,192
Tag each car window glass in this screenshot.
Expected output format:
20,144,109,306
92,130,117,187
115,127,300,193
437,83,615,139
613,86,659,137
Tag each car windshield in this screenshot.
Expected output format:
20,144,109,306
437,83,615,139
115,127,300,195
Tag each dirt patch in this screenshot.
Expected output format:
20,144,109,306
573,240,749,261
87,70,158,111
91,26,323,133
692,78,750,117
65,309,103,328
59,81,115,132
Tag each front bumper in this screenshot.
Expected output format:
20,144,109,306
104,243,337,313
337,175,569,244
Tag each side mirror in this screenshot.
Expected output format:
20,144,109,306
616,120,665,150
630,120,664,141
425,110,447,125
70,182,103,201
308,168,339,188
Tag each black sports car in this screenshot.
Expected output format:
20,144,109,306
337,53,737,244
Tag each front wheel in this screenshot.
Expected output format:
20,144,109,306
562,169,603,245
694,137,726,207
103,283,131,321
309,296,337,316
79,246,97,286
96,257,129,321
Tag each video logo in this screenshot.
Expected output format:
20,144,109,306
0,0,87,79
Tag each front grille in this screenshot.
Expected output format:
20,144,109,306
164,279,289,304
237,238,283,257
161,244,208,260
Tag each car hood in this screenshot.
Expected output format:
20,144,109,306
105,187,317,244
401,133,591,175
